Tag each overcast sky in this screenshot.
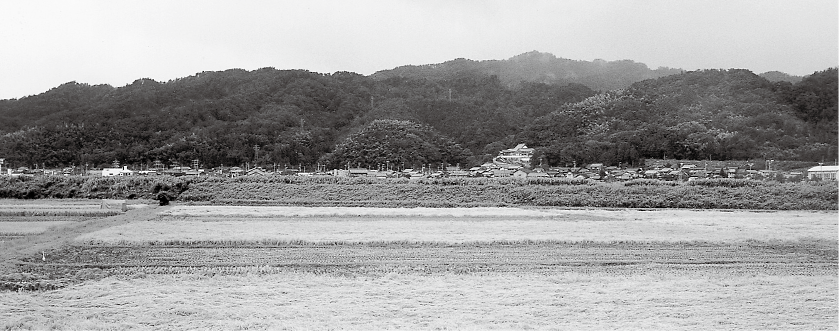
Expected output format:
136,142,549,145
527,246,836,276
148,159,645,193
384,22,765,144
1,0,836,100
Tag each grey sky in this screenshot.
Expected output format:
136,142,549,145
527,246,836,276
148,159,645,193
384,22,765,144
1,0,836,100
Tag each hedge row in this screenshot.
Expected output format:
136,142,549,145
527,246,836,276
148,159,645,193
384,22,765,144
0,176,190,200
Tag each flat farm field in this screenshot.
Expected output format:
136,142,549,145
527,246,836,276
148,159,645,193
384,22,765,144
1,203,837,330
0,199,132,243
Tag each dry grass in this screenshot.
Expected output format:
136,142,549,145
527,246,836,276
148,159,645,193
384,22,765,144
0,205,166,272
77,209,839,244
161,205,570,217
0,198,150,213
1,272,835,330
0,199,102,208
3,203,837,330
0,199,139,217
0,221,75,235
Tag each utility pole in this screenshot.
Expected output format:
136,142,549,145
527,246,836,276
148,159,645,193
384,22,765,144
254,145,260,166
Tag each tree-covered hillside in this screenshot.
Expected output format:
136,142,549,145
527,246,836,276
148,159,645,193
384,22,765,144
0,69,374,168
0,67,593,169
520,68,838,167
759,71,803,84
321,120,472,170
0,57,835,170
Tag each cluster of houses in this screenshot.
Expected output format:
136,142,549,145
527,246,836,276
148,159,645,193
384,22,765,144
2,144,838,181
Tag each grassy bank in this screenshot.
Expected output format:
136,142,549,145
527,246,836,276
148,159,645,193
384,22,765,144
0,176,836,210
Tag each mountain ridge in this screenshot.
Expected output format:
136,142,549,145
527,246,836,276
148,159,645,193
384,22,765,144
371,51,686,91
0,53,834,170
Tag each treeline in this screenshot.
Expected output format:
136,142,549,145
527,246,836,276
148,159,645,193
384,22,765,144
0,176,189,200
0,176,836,210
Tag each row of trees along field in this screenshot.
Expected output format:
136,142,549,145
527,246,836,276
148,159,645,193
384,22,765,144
0,51,835,170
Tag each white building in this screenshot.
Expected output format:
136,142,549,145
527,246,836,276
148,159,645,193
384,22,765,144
807,165,839,181
494,144,534,166
102,166,134,177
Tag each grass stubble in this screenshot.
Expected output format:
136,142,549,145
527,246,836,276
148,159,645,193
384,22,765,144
0,201,836,330
3,272,836,330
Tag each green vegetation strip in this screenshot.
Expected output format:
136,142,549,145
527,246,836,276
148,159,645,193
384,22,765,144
1,176,836,210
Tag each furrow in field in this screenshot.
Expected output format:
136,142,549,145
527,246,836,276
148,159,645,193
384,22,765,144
25,241,838,269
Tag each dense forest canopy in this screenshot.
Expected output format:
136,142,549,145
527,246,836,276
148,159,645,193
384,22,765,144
520,68,838,167
0,52,835,170
320,119,471,170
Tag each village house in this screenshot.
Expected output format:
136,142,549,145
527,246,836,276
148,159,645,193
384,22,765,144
246,167,267,176
494,144,534,166
102,166,133,177
491,169,514,178
807,165,839,181
526,171,550,179
348,168,369,177
229,167,244,177
448,170,470,177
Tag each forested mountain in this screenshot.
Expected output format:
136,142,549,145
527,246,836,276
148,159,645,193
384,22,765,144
371,51,684,91
0,69,373,168
0,67,594,169
520,68,838,167
0,55,835,170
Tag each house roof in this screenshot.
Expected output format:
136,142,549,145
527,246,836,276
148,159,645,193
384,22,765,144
247,168,267,175
492,169,514,175
527,172,550,177
808,165,839,172
501,143,533,153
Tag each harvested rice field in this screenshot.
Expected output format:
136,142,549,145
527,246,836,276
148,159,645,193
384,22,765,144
0,200,137,243
1,201,836,330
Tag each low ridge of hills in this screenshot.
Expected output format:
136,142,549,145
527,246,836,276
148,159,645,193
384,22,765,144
371,51,686,91
0,52,835,170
